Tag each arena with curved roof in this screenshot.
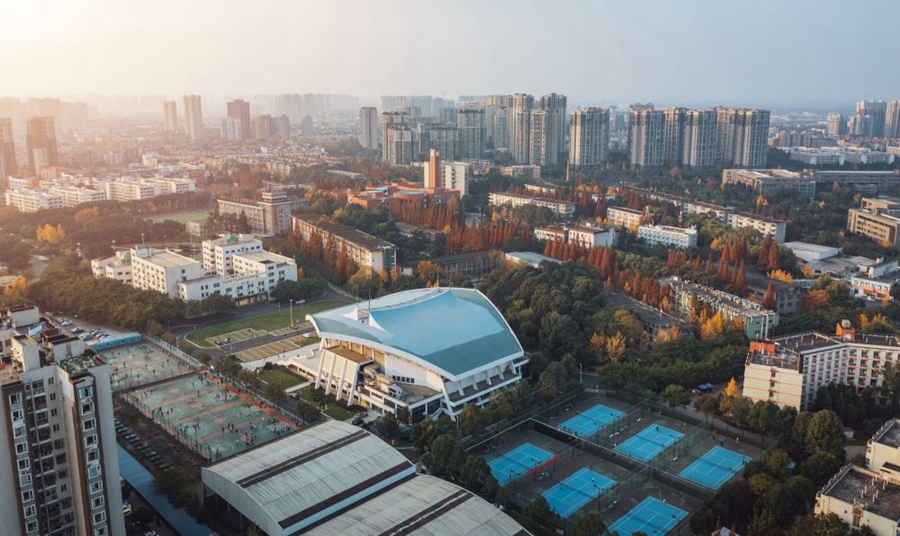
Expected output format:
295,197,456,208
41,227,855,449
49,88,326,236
301,287,527,421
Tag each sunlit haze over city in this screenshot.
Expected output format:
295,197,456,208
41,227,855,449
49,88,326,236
1,2,900,536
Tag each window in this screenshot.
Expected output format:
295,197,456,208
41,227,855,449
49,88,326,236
92,511,106,524
9,393,22,405
26,521,37,533
85,434,97,447
92,496,104,509
83,419,95,431
22,489,34,502
81,402,93,415
18,458,29,471
24,504,36,518
15,442,27,455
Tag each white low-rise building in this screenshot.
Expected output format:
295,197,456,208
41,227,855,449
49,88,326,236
607,206,645,230
488,191,576,217
90,250,134,284
177,250,297,301
637,224,698,249
94,237,296,303
292,288,527,421
743,321,900,410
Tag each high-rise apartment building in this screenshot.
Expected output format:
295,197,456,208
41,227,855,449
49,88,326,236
422,124,459,161
826,113,847,137
731,109,770,167
628,107,666,168
253,115,276,140
885,101,900,139
569,108,610,169
0,117,16,179
183,95,203,143
662,107,686,166
509,94,534,164
682,109,718,168
162,100,178,132
457,108,486,159
0,306,125,536
274,115,291,138
359,107,379,149
715,108,770,167
857,100,887,138
25,116,58,174
384,126,416,166
538,93,567,165
226,100,252,140
381,112,408,161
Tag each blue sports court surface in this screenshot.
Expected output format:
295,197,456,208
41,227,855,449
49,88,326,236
560,404,624,437
679,445,751,489
489,443,554,485
615,424,684,462
608,496,688,535
543,468,616,518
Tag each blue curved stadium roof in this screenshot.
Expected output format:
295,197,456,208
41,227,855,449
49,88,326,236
309,288,523,377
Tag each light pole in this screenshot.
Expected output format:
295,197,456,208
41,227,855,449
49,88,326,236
289,299,294,327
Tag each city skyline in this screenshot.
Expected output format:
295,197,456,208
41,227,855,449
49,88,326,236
2,0,899,106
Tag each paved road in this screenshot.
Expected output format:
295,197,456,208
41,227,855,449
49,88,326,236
175,288,352,361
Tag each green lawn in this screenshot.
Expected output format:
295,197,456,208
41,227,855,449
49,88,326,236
187,300,348,347
295,386,361,421
257,367,306,391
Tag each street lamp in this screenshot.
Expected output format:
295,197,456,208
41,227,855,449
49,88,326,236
289,299,294,327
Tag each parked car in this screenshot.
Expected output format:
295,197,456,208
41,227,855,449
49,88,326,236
122,502,133,516
71,327,84,334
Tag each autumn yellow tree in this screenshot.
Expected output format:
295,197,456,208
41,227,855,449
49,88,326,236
725,377,739,397
654,326,680,344
74,206,100,223
700,312,727,339
2,277,27,296
767,269,793,283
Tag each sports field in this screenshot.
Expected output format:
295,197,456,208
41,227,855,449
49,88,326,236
104,342,195,391
150,209,210,224
475,391,762,529
187,300,348,347
125,372,299,461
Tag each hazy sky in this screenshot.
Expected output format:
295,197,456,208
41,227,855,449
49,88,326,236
2,0,898,106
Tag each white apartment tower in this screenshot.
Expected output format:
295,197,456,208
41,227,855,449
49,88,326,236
0,307,125,536
682,109,719,168
509,94,534,164
569,108,610,169
359,107,379,150
457,108,486,160
628,107,666,168
183,95,203,143
163,100,178,132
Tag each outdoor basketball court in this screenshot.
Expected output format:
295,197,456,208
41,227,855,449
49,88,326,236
234,335,315,363
607,496,688,536
679,446,751,489
614,423,684,462
559,404,624,438
543,467,615,518
104,342,194,391
488,443,556,486
125,372,299,461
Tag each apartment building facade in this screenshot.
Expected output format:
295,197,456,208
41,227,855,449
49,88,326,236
292,214,397,273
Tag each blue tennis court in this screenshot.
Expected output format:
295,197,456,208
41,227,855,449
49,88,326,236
489,443,554,485
608,496,687,535
560,404,624,437
543,468,615,518
615,424,683,461
679,445,751,489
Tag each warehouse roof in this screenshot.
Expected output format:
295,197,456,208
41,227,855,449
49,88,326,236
304,475,529,536
201,421,415,535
